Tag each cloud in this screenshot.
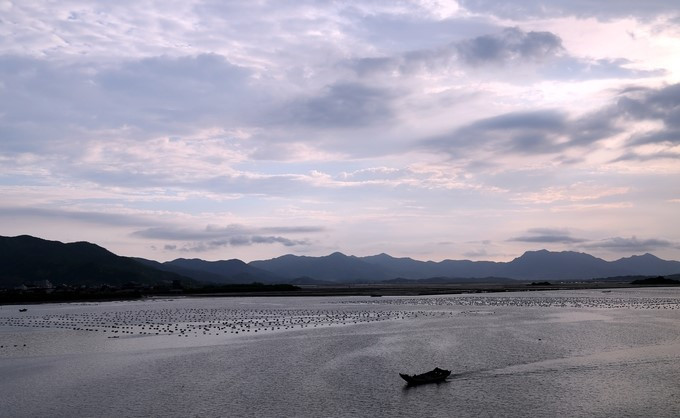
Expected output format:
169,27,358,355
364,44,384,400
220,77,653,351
174,236,312,252
583,236,676,252
629,130,680,146
456,27,563,66
620,84,680,122
0,53,401,168
0,206,158,227
462,249,489,258
277,82,396,128
260,226,326,234
542,57,667,80
350,27,658,81
96,54,251,120
613,150,680,162
457,0,680,20
339,167,405,182
424,83,680,162
423,110,573,158
132,224,321,251
132,224,324,241
350,27,563,76
507,231,678,253
620,84,680,145
602,83,680,162
0,54,255,154
514,182,630,205
508,228,586,244
1,1,679,263
251,236,310,246
347,13,498,52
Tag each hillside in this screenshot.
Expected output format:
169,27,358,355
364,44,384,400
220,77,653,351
136,258,284,284
0,235,189,288
249,252,393,282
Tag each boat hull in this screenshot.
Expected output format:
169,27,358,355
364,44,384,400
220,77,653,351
400,368,451,385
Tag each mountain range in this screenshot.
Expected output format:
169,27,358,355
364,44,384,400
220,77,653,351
2,235,680,287
248,249,680,282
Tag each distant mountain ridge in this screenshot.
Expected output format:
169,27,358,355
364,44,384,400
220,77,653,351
0,235,188,287
135,257,284,284
250,249,680,282
2,235,680,287
249,252,393,282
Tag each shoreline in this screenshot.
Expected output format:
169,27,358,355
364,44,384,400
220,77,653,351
3,281,674,305
172,281,664,298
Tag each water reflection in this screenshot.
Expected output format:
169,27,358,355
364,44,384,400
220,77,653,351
1,289,680,417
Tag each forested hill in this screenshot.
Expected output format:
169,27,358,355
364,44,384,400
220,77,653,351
0,235,188,287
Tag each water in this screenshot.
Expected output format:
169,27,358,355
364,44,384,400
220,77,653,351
2,288,680,417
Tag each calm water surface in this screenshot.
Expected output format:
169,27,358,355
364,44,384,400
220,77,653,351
2,288,680,417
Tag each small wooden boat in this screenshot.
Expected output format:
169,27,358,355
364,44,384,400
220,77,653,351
400,367,451,385
19,308,27,312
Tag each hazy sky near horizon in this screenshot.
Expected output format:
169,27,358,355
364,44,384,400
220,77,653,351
1,1,679,262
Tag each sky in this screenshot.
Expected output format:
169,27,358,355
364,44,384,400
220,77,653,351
1,1,679,262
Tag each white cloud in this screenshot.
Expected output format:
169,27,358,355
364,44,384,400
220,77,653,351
514,182,630,204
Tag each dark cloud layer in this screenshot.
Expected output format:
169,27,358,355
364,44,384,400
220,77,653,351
424,110,573,158
583,237,676,252
351,27,562,75
424,83,680,161
622,84,680,144
171,236,312,252
132,224,322,251
351,27,655,81
507,230,678,253
456,27,563,66
132,224,324,241
611,83,680,160
509,228,586,244
613,151,680,162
